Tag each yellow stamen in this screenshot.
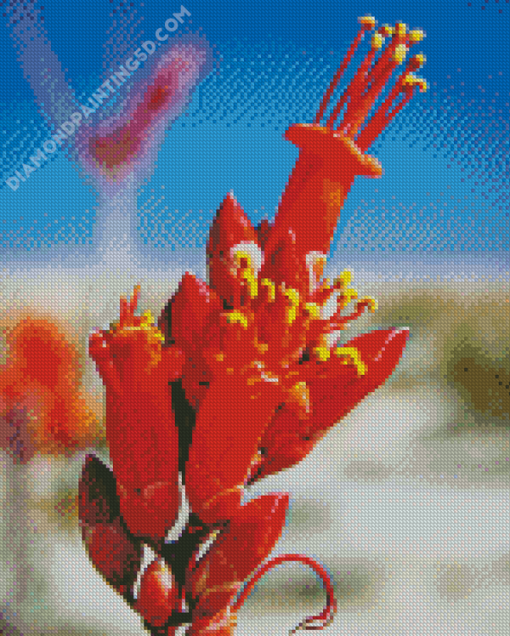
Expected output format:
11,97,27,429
260,278,276,303
395,22,407,37
393,43,408,64
358,15,376,29
408,29,425,43
334,346,367,376
403,74,428,92
313,346,331,362
304,303,321,319
416,77,428,92
411,53,426,68
283,287,300,325
335,269,352,287
140,310,155,327
359,296,378,313
371,33,384,51
379,24,394,36
226,311,249,329
235,252,258,299
338,288,358,307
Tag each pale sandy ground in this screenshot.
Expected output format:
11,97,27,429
0,260,508,635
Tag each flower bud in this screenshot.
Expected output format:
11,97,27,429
135,558,180,628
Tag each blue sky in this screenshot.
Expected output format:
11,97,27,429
0,0,508,272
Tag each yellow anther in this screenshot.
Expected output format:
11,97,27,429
226,311,248,329
416,77,428,92
359,15,376,29
395,22,407,37
151,330,165,344
313,346,331,362
335,269,352,287
371,33,384,50
215,353,225,362
240,270,258,299
359,296,378,313
260,278,276,303
304,303,321,319
334,346,367,376
141,310,155,326
410,53,426,68
339,287,358,305
283,287,300,325
379,24,394,36
408,29,425,43
234,251,252,267
393,43,408,64
403,74,427,92
235,251,258,299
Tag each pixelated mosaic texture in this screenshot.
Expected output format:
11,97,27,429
0,1,509,634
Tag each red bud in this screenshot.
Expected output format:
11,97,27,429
135,558,180,628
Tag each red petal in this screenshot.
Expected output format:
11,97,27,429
257,328,409,478
79,455,142,598
105,384,181,542
135,558,180,628
187,493,288,628
307,327,409,429
185,369,284,524
256,406,317,479
117,479,181,546
83,519,142,596
258,228,309,299
159,272,221,352
207,192,259,307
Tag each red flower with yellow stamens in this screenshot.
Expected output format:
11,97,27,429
85,15,426,635
165,191,409,499
89,286,183,547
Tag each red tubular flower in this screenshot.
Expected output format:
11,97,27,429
87,15,427,634
163,15,424,501
263,17,426,261
89,286,183,546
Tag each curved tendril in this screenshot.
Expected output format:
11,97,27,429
232,553,337,633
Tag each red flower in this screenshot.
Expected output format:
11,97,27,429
166,193,408,504
86,15,426,634
89,287,183,546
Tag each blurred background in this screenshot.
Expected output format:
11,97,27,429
0,0,509,634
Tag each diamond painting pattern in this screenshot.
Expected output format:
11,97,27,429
0,2,509,635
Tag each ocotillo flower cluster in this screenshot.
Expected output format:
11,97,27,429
83,16,426,635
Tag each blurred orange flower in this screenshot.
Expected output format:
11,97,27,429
0,317,99,462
